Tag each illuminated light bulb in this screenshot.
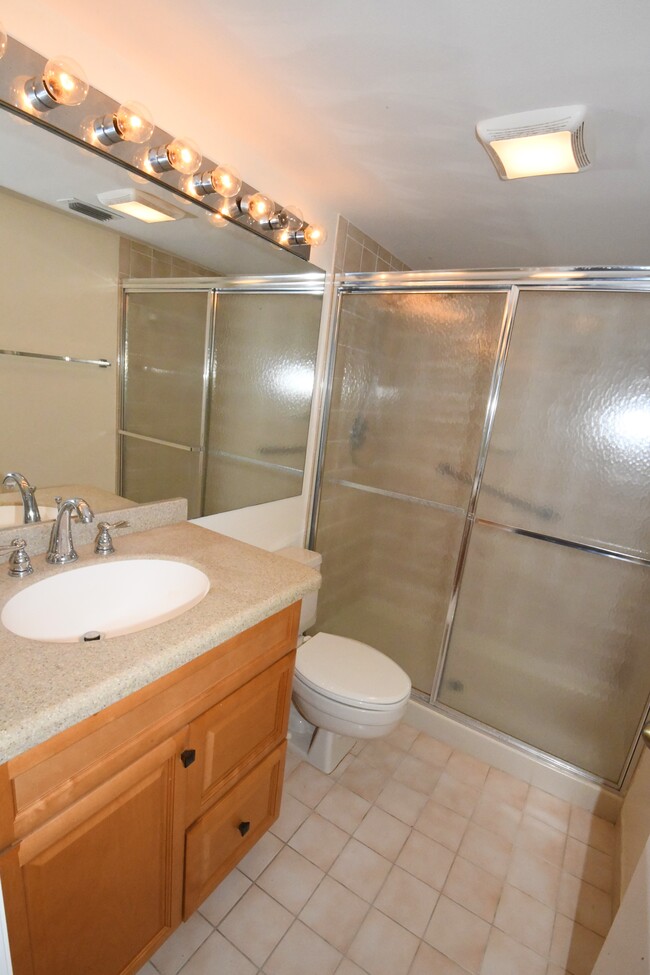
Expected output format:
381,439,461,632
303,224,327,246
278,229,290,246
207,211,228,228
0,23,7,60
25,55,89,111
193,164,242,198
94,100,154,145
148,137,202,175
283,206,304,231
247,192,275,223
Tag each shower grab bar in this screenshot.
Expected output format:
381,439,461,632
0,349,111,368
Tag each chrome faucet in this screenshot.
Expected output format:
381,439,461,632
46,497,94,564
2,472,41,523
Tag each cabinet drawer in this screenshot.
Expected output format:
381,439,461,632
184,742,285,917
185,652,293,820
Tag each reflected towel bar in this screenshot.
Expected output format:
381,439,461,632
0,349,112,368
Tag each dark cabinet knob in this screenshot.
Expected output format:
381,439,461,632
180,749,196,768
238,820,251,837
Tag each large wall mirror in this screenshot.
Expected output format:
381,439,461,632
0,40,325,530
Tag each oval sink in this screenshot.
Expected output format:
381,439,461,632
1,559,210,643
0,505,60,528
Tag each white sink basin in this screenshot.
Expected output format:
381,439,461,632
0,505,60,527
1,559,210,643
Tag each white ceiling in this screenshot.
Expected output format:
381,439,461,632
146,0,650,270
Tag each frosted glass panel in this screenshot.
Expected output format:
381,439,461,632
439,525,650,782
315,480,465,694
204,293,321,514
325,292,507,508
478,291,650,557
120,437,202,518
122,292,209,446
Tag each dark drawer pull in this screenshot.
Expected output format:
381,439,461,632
238,820,251,837
180,749,196,768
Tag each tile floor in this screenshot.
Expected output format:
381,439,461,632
137,724,616,975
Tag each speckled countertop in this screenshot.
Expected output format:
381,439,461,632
0,522,320,765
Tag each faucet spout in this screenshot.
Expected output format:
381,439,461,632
2,472,41,524
46,497,94,565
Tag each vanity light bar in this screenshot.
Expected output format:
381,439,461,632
0,33,322,254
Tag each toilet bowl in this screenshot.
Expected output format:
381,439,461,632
276,547,412,773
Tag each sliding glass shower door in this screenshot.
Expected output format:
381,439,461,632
311,291,508,694
439,290,650,784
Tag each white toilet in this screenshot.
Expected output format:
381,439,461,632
277,548,412,773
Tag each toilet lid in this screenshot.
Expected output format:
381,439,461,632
295,632,411,708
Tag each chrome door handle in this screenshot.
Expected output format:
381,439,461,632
642,725,650,749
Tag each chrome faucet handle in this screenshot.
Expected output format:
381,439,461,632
2,472,41,524
0,538,34,578
46,497,94,565
94,521,129,556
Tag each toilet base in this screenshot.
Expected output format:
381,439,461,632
288,703,357,774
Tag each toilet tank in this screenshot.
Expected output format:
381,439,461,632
275,547,322,632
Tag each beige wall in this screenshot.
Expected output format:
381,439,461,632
0,189,120,491
618,748,650,897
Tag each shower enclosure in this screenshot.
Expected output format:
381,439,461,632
119,275,323,518
310,269,650,791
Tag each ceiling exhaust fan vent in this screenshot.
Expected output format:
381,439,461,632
61,198,121,222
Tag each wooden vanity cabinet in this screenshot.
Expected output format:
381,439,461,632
0,602,299,975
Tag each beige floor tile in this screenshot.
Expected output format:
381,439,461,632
424,895,490,974
563,837,613,893
300,876,369,952
135,964,157,975
525,788,571,834
385,722,420,752
376,780,428,825
285,762,334,807
472,794,522,842
270,792,311,842
433,772,481,818
550,913,605,975
458,823,513,880
480,927,546,975
257,846,324,914
197,868,251,926
446,751,490,791
331,752,356,780
443,856,503,923
396,829,455,890
338,757,390,802
316,783,371,833
265,919,341,975
568,807,616,856
374,864,439,937
507,848,561,909
556,872,612,937
416,798,469,852
218,886,293,968
335,961,367,975
150,913,213,975
354,806,410,860
392,753,442,795
483,767,529,811
494,884,555,957
358,739,404,774
348,908,419,975
410,942,472,975
178,930,256,975
410,733,453,768
288,813,349,870
515,814,566,867
238,831,284,880
284,748,302,777
330,838,392,902
546,965,570,975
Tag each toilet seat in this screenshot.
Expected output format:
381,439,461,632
295,632,411,711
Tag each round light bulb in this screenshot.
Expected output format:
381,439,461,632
42,56,88,106
209,164,242,198
207,211,228,228
115,101,154,143
283,205,304,231
247,193,275,223
303,224,327,246
167,137,202,175
0,23,7,60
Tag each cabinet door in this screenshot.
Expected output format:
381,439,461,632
186,652,294,820
9,729,188,975
184,742,285,917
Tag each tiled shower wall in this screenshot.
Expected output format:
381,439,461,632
119,237,215,280
333,217,411,275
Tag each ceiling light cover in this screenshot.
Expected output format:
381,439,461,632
476,105,590,180
97,189,190,223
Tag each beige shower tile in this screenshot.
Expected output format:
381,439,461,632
374,864,439,936
424,895,490,974
316,783,371,833
415,798,469,852
299,876,369,952
396,829,454,890
494,884,555,957
348,908,419,975
443,855,503,923
288,813,349,871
